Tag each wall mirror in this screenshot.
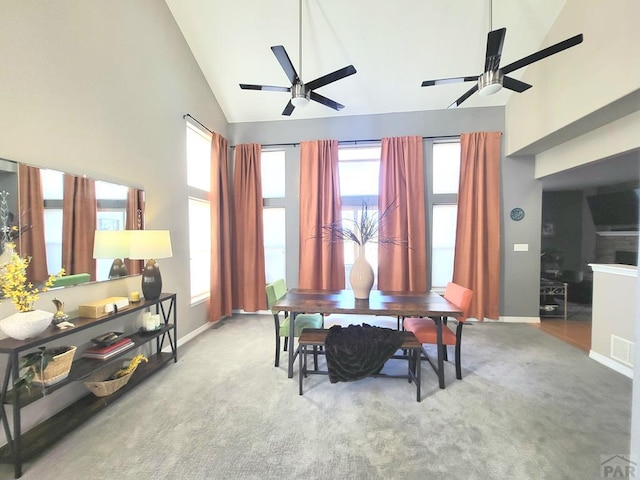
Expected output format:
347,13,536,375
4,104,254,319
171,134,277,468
0,158,145,288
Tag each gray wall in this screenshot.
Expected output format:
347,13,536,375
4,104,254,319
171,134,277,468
0,0,227,445
231,108,542,319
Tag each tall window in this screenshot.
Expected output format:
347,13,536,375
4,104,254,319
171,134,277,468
261,150,286,283
186,122,212,303
338,146,381,288
431,141,460,288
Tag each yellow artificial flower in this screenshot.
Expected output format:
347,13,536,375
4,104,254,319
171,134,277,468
0,243,64,312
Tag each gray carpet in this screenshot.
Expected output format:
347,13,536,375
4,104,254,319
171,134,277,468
2,314,631,480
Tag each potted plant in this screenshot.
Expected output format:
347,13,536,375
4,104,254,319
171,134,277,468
0,242,65,340
14,344,78,392
319,201,405,299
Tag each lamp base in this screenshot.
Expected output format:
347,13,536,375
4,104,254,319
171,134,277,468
108,258,128,279
141,259,162,300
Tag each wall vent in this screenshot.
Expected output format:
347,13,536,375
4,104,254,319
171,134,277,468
610,335,634,367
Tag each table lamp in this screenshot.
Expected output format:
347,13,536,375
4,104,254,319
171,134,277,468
93,230,132,279
128,230,173,300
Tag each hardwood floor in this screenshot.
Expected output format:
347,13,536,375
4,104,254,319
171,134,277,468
531,302,592,352
532,318,592,352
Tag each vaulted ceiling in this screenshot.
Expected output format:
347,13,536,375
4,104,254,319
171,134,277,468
165,0,569,124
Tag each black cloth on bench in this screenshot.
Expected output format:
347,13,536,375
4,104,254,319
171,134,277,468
325,324,404,383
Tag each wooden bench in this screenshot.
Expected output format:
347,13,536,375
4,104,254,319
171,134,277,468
297,328,423,402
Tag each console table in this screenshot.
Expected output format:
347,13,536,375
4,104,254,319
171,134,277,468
0,292,177,478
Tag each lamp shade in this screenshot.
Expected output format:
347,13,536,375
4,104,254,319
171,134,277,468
127,230,173,260
127,230,173,300
92,230,132,259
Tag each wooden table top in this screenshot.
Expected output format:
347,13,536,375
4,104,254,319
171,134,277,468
272,289,463,317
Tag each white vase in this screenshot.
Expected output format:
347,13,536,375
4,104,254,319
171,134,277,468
350,245,374,300
0,310,53,340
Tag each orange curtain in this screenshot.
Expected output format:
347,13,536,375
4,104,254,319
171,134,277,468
210,133,233,321
124,188,144,275
298,139,345,290
62,174,97,279
17,164,48,284
378,136,427,292
453,132,501,320
232,144,267,311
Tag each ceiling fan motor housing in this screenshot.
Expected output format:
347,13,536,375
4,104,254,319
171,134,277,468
478,70,503,95
291,82,310,107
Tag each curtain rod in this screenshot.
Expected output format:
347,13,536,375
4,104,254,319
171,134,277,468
183,113,213,135
183,114,460,147
230,135,461,149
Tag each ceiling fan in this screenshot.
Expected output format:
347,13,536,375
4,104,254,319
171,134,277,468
421,27,583,108
239,0,356,116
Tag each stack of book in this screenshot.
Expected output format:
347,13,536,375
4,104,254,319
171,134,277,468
83,337,134,360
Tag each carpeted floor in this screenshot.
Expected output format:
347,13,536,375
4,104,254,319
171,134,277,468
1,314,631,480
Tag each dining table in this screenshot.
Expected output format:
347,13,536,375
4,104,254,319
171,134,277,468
271,288,464,389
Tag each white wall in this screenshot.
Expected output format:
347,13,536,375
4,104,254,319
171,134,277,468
504,0,640,157
0,0,227,445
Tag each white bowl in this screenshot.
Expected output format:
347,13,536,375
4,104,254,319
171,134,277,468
0,310,53,340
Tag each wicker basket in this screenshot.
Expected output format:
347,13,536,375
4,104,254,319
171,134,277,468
84,362,134,397
32,346,77,387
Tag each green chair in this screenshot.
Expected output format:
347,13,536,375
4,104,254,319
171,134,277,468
266,279,323,368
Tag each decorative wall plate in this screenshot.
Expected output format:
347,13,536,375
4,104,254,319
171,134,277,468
510,207,525,221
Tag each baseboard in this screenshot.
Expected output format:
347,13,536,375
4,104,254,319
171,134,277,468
589,350,634,378
498,316,541,323
160,320,217,353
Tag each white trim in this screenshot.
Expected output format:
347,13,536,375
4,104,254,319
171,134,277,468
498,316,541,323
589,263,638,277
589,350,634,378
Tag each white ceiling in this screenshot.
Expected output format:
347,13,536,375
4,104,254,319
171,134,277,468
165,0,569,124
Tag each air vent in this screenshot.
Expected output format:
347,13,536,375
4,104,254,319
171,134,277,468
610,335,634,366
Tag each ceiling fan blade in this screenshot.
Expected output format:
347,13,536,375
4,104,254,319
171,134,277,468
305,65,357,91
502,76,532,93
422,76,478,87
282,100,295,116
239,84,291,92
484,28,506,72
310,91,344,111
501,34,584,75
271,45,300,85
447,84,479,108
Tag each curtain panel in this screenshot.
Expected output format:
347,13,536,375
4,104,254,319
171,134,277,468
17,164,49,284
378,136,428,292
124,188,144,275
453,131,501,320
298,139,345,290
209,133,233,322
231,144,267,311
62,174,97,280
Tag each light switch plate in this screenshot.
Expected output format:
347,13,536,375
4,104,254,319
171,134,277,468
514,243,529,252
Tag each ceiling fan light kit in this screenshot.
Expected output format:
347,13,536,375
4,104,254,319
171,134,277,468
290,83,310,107
477,70,503,96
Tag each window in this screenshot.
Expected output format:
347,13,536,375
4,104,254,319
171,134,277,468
186,121,212,303
261,150,286,283
338,145,381,288
431,141,460,288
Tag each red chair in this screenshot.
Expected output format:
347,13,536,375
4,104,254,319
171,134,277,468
403,282,473,380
